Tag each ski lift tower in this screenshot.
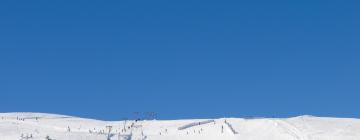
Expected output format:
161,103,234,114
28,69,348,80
106,125,113,140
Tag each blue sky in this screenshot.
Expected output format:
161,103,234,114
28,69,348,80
1,0,360,120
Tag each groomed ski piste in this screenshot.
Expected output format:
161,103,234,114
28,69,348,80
1,113,360,140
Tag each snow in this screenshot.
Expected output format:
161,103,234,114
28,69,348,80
1,113,360,140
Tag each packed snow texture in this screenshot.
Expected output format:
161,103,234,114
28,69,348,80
1,113,360,140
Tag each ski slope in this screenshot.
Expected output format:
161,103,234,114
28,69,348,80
1,113,360,140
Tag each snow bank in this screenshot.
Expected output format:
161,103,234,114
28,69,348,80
0,113,360,140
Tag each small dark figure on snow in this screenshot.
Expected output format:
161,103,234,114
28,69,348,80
45,135,55,140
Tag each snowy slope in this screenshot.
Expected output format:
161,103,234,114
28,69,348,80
1,113,360,140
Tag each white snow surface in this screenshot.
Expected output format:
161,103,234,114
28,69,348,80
1,112,360,140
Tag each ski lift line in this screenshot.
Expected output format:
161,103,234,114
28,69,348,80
178,120,215,130
224,121,238,134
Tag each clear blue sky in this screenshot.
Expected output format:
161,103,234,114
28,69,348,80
1,0,360,120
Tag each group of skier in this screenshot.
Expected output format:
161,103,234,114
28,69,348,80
20,133,33,139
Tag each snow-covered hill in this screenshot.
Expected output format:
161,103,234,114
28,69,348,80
1,113,360,140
